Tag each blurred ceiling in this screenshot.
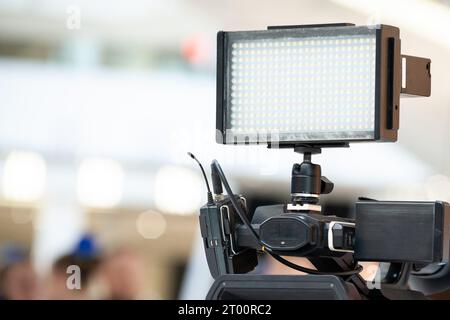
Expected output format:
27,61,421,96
0,0,448,48
0,0,449,184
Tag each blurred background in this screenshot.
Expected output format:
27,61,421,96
0,0,449,299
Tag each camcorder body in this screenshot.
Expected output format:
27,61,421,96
199,194,450,299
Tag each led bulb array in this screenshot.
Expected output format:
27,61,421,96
227,35,377,137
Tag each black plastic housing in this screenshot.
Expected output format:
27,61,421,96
199,197,258,279
236,204,354,257
355,201,450,263
206,274,362,300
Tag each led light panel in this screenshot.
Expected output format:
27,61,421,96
219,26,381,144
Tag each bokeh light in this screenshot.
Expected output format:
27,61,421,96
2,151,47,203
76,157,124,208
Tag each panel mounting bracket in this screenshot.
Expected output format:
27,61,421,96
400,55,431,97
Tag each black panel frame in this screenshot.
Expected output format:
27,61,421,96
216,24,401,147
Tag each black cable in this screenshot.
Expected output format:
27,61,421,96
188,152,214,205
211,159,362,277
269,253,363,276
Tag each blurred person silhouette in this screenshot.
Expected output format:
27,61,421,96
95,248,145,300
0,244,41,300
47,234,101,300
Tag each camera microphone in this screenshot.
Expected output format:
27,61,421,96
187,152,214,205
